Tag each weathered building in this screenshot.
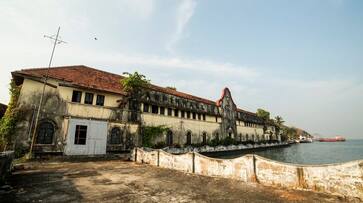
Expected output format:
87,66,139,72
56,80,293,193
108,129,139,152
11,65,280,155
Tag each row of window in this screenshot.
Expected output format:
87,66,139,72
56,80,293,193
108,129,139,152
143,104,207,121
71,90,105,106
164,130,266,146
35,121,271,146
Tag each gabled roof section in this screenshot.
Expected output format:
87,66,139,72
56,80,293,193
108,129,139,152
12,65,126,95
11,65,217,104
12,65,261,116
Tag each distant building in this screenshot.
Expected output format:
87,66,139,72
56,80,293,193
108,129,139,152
11,65,280,155
0,103,7,119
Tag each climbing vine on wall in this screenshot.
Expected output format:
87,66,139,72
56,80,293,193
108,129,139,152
0,79,21,150
142,125,169,148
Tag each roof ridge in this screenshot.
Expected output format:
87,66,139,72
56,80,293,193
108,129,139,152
20,65,86,71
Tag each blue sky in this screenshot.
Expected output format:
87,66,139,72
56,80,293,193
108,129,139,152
0,0,362,138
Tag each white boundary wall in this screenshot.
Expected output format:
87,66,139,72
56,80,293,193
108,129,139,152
133,148,363,200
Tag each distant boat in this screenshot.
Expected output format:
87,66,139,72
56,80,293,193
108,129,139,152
300,137,313,143
318,136,346,142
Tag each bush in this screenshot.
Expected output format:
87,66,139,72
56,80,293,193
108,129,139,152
221,136,237,146
153,142,166,149
141,125,169,148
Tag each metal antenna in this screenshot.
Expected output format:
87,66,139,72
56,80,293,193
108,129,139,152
29,27,66,157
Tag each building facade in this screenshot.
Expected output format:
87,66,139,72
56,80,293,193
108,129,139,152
11,65,280,155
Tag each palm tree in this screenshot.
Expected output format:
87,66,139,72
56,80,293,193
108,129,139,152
274,116,284,126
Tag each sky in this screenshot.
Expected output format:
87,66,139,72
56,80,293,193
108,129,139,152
0,0,362,138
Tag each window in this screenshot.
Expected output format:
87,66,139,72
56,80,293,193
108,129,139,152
167,108,172,116
154,94,160,101
74,125,87,145
198,114,201,120
160,107,165,115
174,109,179,117
181,111,185,118
109,127,122,144
192,112,196,119
202,132,207,144
84,92,94,104
143,104,149,112
215,132,219,141
71,90,82,103
202,114,206,121
36,121,54,144
186,131,192,145
96,95,105,106
187,112,191,119
152,105,158,114
166,130,173,146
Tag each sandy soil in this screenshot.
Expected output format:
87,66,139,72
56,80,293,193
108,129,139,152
0,159,357,203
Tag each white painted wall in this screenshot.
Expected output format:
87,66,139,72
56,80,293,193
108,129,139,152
64,118,107,155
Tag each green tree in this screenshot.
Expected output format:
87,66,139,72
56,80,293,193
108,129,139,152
256,108,270,121
120,71,150,94
274,116,284,126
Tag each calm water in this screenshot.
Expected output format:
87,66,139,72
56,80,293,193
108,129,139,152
208,140,363,165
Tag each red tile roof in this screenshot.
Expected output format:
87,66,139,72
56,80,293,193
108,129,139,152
12,65,218,104
12,65,257,115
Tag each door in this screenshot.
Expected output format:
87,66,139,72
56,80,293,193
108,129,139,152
64,118,107,155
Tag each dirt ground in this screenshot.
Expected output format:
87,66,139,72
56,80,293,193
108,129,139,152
0,158,358,203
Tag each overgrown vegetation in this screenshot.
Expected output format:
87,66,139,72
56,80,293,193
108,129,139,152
142,125,169,148
120,72,150,95
0,79,21,151
256,108,270,120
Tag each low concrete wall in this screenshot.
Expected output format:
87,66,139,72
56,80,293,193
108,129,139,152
255,156,299,188
0,151,14,184
134,148,363,200
164,142,288,154
194,153,255,182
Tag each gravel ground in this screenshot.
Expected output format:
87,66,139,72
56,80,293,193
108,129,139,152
0,159,358,203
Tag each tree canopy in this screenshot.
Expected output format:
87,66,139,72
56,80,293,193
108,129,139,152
256,108,270,121
120,71,150,94
274,116,284,126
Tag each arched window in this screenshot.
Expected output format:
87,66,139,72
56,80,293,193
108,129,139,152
186,131,192,145
202,132,207,144
109,127,122,144
166,130,173,146
215,132,219,141
36,121,54,144
239,133,242,142
246,134,249,141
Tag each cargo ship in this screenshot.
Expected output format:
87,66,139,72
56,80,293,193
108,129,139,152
318,136,346,142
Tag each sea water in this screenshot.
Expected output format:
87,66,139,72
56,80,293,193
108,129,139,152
210,139,363,164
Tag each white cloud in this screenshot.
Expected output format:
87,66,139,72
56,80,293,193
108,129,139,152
165,0,197,53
